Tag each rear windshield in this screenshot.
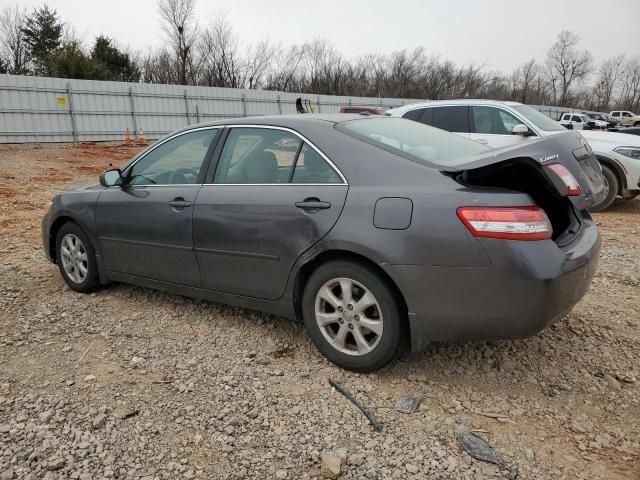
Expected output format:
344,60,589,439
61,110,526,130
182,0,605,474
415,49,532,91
336,117,487,167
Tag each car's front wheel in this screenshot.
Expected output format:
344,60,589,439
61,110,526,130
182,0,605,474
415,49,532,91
302,260,405,372
56,222,100,293
590,164,619,212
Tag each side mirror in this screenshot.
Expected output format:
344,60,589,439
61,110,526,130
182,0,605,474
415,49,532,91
511,124,530,136
99,168,123,187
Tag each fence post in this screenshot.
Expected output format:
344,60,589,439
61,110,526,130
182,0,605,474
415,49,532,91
317,96,321,113
184,89,190,125
128,87,137,139
277,95,282,114
241,93,247,117
195,104,200,123
66,83,78,143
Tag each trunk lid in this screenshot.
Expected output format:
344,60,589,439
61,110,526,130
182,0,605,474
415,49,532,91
444,131,605,211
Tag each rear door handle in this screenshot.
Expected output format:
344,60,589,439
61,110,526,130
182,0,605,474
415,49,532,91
168,198,192,208
295,197,331,212
472,138,488,145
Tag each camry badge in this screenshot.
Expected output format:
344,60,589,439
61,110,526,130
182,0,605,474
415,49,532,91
540,153,559,163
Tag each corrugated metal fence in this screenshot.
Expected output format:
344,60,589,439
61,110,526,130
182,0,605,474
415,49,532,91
0,74,586,143
0,74,422,143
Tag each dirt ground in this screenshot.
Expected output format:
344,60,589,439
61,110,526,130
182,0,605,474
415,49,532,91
0,143,638,480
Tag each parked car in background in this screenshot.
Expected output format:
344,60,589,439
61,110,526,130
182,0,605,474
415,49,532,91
388,100,640,211
42,114,603,372
559,112,594,130
586,112,616,129
583,112,615,130
339,106,387,115
610,110,640,127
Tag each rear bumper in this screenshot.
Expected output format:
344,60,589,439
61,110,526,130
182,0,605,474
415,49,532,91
385,216,600,352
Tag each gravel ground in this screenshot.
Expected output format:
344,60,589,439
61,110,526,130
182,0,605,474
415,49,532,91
0,143,638,480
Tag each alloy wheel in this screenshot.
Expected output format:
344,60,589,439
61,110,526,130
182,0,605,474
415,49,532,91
60,233,89,284
314,277,383,356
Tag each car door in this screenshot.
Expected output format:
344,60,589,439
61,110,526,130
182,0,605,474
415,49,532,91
96,127,220,286
193,126,348,300
572,115,584,130
469,105,535,149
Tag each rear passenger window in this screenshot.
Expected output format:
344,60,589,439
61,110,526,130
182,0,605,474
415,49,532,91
292,143,342,184
215,128,301,184
402,109,426,121
430,106,469,133
572,116,582,122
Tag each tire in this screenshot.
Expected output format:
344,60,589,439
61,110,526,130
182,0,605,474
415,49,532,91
590,164,619,212
55,222,100,293
634,121,640,127
302,260,405,372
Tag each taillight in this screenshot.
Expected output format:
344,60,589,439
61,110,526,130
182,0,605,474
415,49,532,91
457,206,553,241
544,163,582,196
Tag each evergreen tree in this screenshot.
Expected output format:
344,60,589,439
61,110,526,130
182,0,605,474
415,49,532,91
91,35,140,82
21,4,62,75
50,41,109,80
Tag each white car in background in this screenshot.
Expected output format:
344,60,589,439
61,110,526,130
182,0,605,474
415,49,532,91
388,100,640,211
610,110,640,127
559,112,601,130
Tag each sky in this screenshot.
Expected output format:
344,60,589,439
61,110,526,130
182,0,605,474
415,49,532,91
4,0,640,73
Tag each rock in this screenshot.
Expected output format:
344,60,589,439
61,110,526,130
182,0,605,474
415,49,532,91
274,470,287,479
62,345,72,352
395,395,421,414
347,452,366,466
0,424,9,434
84,374,96,382
113,407,139,419
615,373,636,384
47,458,65,471
603,373,621,390
1,468,13,480
320,453,342,479
570,414,592,434
39,410,53,423
406,464,418,473
92,413,106,430
525,448,535,461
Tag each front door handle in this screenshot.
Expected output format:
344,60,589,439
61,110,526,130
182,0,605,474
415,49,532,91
295,197,331,212
472,138,488,145
168,198,192,208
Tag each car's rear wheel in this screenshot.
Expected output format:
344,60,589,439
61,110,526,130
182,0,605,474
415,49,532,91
590,165,619,212
56,222,100,293
302,260,405,372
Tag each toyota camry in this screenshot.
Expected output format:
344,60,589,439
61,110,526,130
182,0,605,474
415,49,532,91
43,114,604,371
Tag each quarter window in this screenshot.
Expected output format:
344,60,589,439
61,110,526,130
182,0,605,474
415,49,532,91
572,115,582,122
127,129,218,185
402,108,426,122
292,144,342,184
215,128,302,184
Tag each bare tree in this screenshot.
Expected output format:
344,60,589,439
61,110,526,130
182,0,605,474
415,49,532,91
617,57,640,112
198,14,243,88
509,59,538,103
545,30,593,106
0,5,28,74
594,55,625,110
264,44,306,92
242,39,276,89
157,0,198,85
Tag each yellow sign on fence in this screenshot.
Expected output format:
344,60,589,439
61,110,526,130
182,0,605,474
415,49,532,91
56,97,67,106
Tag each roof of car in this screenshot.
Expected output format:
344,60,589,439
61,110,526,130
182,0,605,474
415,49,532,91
388,99,524,114
188,113,368,128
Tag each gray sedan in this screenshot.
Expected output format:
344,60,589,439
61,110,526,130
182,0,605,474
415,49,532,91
43,114,603,371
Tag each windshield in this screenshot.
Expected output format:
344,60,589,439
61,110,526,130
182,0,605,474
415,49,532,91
336,117,488,167
512,104,566,132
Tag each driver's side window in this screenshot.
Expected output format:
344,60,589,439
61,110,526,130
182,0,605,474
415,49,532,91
128,129,218,185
